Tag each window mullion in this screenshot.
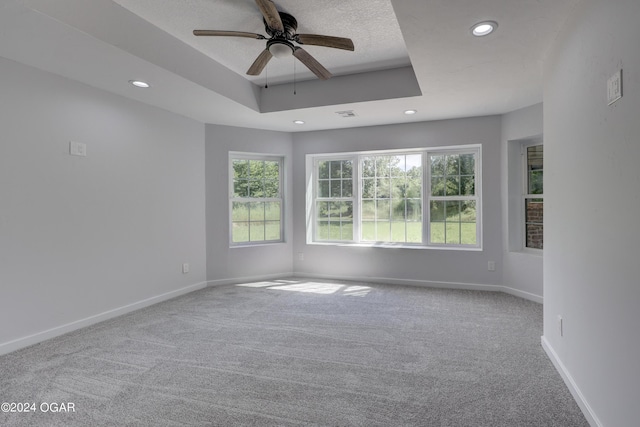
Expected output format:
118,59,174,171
423,151,429,245
353,156,361,243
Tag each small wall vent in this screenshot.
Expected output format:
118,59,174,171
335,110,357,118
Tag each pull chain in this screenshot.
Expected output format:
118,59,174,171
293,58,297,95
265,63,268,89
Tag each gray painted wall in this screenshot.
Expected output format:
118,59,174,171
501,104,544,301
0,58,207,353
14,20,631,422
543,0,640,425
291,117,504,289
5,4,637,423
205,124,294,284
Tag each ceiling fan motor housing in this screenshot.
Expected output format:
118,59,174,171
264,12,298,38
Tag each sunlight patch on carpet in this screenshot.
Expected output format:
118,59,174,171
236,280,371,296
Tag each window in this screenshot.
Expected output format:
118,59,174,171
315,159,354,241
230,153,284,245
361,154,422,243
524,144,543,249
308,145,481,249
428,152,478,246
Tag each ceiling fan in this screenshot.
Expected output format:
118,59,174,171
193,0,354,80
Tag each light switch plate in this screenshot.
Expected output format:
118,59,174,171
607,69,622,105
69,141,87,157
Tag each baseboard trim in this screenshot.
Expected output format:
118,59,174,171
541,336,601,427
290,273,542,303
499,286,543,303
206,272,295,287
292,272,500,291
0,281,208,356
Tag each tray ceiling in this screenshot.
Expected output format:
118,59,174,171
1,0,580,131
112,0,411,85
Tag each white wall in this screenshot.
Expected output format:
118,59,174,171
543,0,640,425
0,58,207,354
205,124,294,284
501,104,544,301
291,117,504,290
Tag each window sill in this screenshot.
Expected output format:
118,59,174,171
307,241,482,251
510,248,543,257
230,241,285,249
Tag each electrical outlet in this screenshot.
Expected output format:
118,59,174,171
488,261,495,271
182,263,189,274
297,253,304,261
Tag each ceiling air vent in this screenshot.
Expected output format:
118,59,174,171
335,110,357,118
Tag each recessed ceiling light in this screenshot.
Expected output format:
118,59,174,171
129,80,150,88
471,21,498,37
293,120,305,125
404,109,417,115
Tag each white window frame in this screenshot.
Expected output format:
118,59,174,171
313,155,357,243
306,145,482,250
522,141,543,252
426,147,482,249
229,152,285,247
358,151,426,244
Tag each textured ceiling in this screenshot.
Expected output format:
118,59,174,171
112,0,411,84
1,0,581,132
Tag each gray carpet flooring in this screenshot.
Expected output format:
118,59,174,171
0,278,588,426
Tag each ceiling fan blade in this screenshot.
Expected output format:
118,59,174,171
193,30,265,39
296,34,354,51
255,0,284,32
247,49,274,76
293,47,332,80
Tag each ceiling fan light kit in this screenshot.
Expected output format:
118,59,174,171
268,40,293,58
193,0,354,81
